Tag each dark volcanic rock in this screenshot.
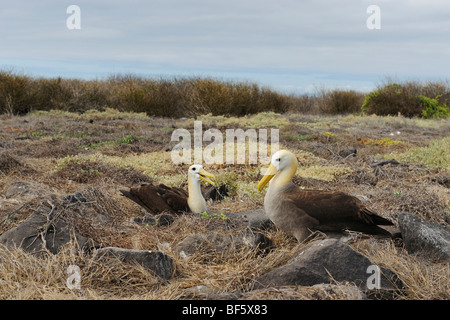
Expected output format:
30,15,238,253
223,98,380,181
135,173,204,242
398,212,450,262
0,212,95,255
254,239,402,299
92,247,173,280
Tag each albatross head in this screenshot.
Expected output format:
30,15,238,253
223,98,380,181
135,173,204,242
188,165,216,186
257,150,298,191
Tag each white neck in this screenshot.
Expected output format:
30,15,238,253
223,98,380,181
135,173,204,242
269,161,297,192
187,176,207,213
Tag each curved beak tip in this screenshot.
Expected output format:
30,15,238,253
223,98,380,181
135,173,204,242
256,163,278,192
198,168,216,185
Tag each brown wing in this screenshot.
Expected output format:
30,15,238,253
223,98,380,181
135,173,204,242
285,186,392,231
156,184,189,213
121,183,189,214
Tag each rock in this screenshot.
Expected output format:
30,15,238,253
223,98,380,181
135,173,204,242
92,247,173,280
0,212,95,255
131,216,157,225
61,192,87,204
398,212,450,262
310,283,366,300
4,181,54,201
227,209,275,231
253,239,402,299
130,214,174,227
4,181,33,199
155,214,175,226
339,148,357,159
174,231,272,258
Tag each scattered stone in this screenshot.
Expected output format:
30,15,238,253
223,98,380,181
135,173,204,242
310,283,366,300
0,212,95,255
92,247,173,280
4,181,30,198
130,213,174,227
61,192,87,204
156,214,175,226
174,231,271,258
398,212,450,262
130,216,156,225
227,209,275,231
339,148,357,159
4,181,40,200
253,239,402,299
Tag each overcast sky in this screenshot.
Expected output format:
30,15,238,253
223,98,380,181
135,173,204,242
1,0,449,93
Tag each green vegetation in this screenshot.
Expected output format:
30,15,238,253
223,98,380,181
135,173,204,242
418,95,450,119
362,81,450,118
199,211,228,221
1,106,448,300
2,69,448,119
386,136,449,170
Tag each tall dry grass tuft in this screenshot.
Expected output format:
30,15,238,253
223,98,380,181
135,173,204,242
352,239,450,300
0,242,166,299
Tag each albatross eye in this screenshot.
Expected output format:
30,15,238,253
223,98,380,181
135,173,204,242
276,158,281,162
192,167,196,171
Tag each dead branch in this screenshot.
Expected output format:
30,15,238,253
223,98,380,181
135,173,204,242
370,159,400,168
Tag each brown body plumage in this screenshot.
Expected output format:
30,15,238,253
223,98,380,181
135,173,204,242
121,183,189,215
120,165,218,215
257,150,393,242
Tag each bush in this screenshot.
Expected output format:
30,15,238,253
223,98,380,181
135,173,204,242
0,71,296,117
362,81,450,118
0,70,33,115
319,89,364,114
418,95,450,119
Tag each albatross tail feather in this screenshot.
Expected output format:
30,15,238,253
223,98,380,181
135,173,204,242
361,207,394,226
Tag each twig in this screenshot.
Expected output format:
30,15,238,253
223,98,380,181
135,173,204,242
370,159,400,168
46,200,56,222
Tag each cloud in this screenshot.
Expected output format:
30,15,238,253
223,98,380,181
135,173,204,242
0,0,449,92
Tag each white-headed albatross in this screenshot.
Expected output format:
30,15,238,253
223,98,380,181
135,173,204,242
257,150,393,242
121,165,216,214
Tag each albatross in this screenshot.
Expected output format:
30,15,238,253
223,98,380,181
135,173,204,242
121,165,216,214
257,150,393,242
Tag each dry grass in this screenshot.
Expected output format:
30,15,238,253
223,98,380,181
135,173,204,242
351,239,450,300
0,212,303,300
0,109,449,300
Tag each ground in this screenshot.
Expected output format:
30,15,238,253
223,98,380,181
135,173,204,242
0,110,449,299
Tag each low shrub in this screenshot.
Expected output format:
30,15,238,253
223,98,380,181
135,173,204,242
418,95,450,119
362,81,450,118
318,89,364,114
0,71,293,117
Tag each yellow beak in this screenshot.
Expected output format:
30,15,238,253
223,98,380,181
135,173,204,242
198,168,216,186
257,163,278,191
